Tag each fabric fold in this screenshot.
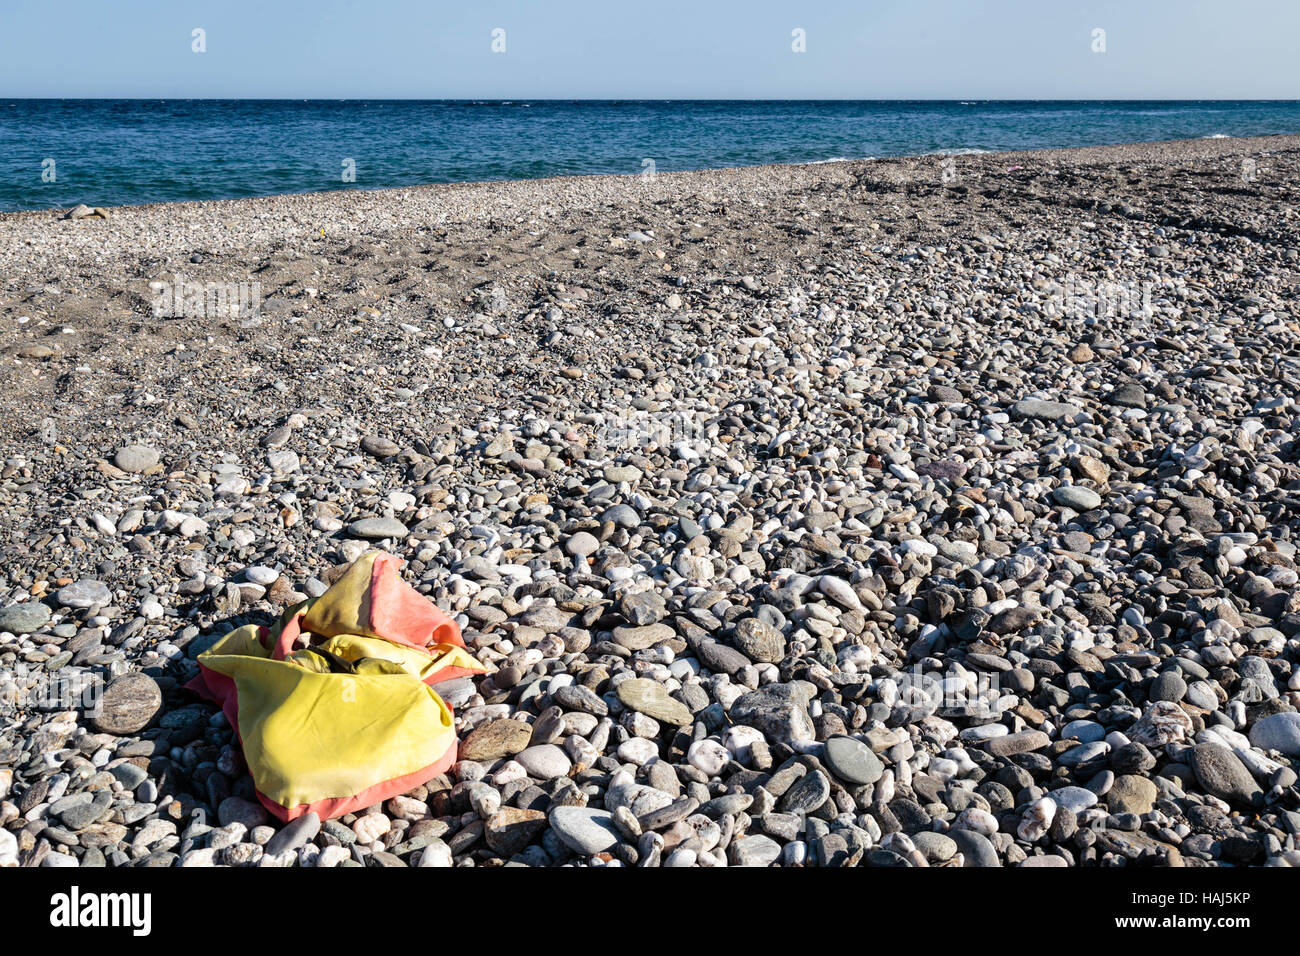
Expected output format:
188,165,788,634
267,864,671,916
185,551,482,822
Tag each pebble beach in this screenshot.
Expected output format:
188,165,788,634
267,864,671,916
2,133,1300,868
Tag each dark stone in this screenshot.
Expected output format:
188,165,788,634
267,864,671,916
949,827,999,866
1188,743,1262,807
778,770,830,814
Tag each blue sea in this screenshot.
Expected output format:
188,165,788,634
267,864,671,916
2,99,1298,212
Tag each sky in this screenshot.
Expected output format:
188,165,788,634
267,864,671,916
1,0,1297,100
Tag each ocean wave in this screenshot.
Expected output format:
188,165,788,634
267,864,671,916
806,156,853,164
4,100,1298,211
1201,133,1231,139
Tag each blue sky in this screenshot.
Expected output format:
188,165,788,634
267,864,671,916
2,0,1297,99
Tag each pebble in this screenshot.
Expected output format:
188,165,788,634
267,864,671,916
5,141,1298,870
1,829,20,866
779,770,830,813
347,517,410,540
616,679,692,725
1148,671,1187,702
1053,485,1102,512
485,808,547,857
91,673,162,735
985,730,1049,756
218,797,269,829
0,601,52,634
113,444,160,474
823,735,884,785
1108,775,1158,815
729,683,816,749
417,840,453,867
1049,786,1099,815
352,813,391,844
1249,713,1300,756
245,565,280,586
729,835,782,867
56,579,111,609
515,744,572,779
732,617,786,663
549,807,620,856
1060,720,1104,742
1011,399,1083,422
564,531,599,558
1188,744,1262,807
949,828,999,867
459,719,532,761
686,739,729,777
264,812,321,856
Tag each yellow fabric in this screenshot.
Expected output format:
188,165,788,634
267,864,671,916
194,552,481,814
279,598,315,629
197,650,457,810
307,633,482,683
300,559,375,640
298,551,463,651
205,623,274,659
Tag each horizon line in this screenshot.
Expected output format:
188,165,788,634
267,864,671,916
5,97,1300,104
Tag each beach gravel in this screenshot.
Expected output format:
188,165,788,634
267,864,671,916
1,134,1299,867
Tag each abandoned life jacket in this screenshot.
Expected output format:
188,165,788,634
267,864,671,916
187,551,483,822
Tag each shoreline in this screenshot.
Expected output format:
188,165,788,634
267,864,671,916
1,131,1297,230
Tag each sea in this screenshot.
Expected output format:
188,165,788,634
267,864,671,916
2,99,1298,212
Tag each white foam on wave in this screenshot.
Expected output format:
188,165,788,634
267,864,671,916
806,156,853,164
1201,133,1231,139
925,147,991,156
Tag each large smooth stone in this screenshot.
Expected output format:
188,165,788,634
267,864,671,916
823,735,884,785
616,679,692,725
549,807,620,856
91,673,162,735
347,517,410,540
